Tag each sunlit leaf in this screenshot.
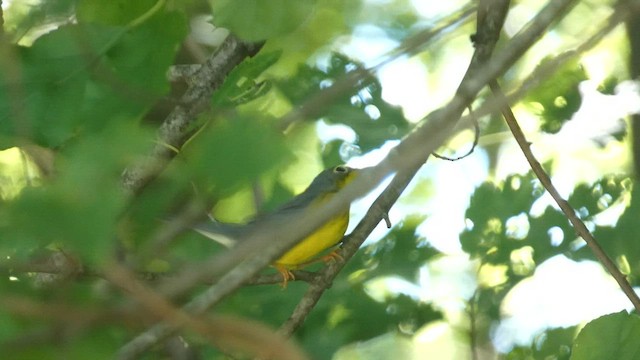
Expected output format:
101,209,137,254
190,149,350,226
572,311,640,360
583,180,640,281
526,58,587,134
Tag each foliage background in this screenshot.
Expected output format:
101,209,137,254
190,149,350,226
1,0,640,359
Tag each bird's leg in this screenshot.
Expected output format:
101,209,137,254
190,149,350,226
274,264,295,288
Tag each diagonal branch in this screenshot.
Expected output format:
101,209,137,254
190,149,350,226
450,2,637,141
278,6,475,130
490,81,640,311
158,0,577,302
107,263,308,360
121,35,263,193
201,0,570,328
280,0,512,336
118,0,578,356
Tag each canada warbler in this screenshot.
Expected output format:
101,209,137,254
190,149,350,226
192,165,358,285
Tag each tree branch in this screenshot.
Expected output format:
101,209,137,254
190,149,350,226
278,6,475,130
280,0,512,336
451,3,635,139
121,35,263,194
490,80,640,311
118,0,578,355
107,263,308,360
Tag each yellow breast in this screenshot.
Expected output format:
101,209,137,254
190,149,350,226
274,210,349,268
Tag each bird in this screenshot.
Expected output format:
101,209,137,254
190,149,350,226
192,165,359,286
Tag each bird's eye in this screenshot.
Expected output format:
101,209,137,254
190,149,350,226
334,165,348,173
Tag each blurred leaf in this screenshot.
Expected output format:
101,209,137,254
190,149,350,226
474,286,507,322
5,324,121,360
321,140,347,167
571,311,640,360
76,0,159,25
0,304,20,343
567,176,628,219
333,332,414,360
260,0,359,76
526,206,574,264
0,27,107,148
86,10,187,126
211,0,318,41
219,279,309,328
184,114,292,194
0,10,186,149
526,58,587,134
3,122,150,266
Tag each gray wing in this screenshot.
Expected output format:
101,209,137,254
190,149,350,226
194,193,315,247
194,167,341,245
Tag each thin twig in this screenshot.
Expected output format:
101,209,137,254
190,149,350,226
432,107,480,161
489,81,640,312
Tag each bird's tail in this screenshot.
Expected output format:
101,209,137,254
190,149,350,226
192,220,245,248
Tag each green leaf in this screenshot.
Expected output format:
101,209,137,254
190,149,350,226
507,327,575,360
462,174,632,279
76,0,159,25
103,10,187,97
3,122,150,266
211,50,282,108
0,26,108,148
0,11,186,148
184,114,292,194
571,311,640,360
582,179,640,280
461,173,544,264
211,0,318,41
526,58,588,134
